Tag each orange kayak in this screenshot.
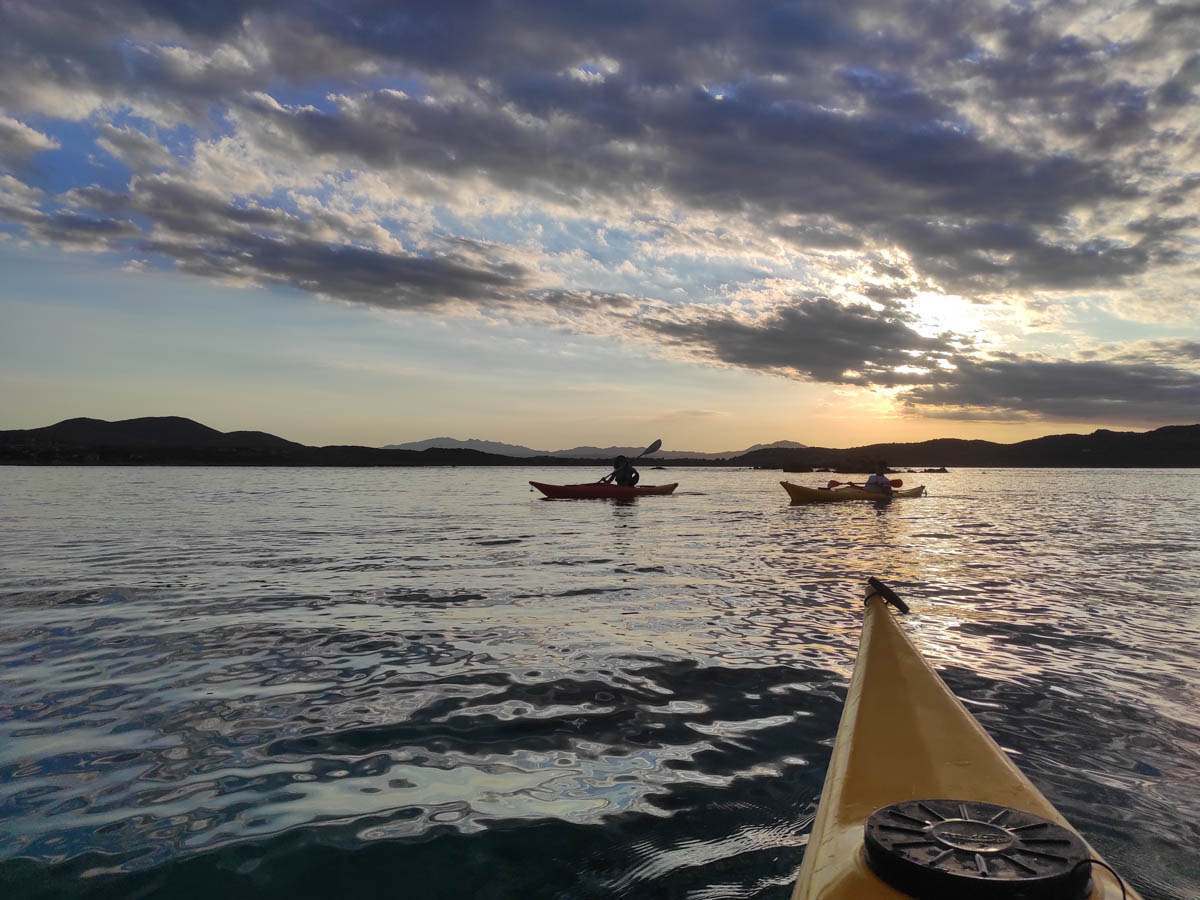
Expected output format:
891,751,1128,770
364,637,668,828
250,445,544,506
791,579,1140,899
529,481,678,499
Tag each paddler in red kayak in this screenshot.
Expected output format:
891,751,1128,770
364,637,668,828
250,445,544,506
600,455,640,487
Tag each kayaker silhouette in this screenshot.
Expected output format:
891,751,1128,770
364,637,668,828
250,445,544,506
601,455,640,487
862,462,894,496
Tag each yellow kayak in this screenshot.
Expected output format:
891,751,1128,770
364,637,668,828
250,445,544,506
782,482,926,503
791,579,1140,900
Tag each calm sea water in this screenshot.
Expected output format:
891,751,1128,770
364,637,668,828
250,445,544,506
1,466,1198,900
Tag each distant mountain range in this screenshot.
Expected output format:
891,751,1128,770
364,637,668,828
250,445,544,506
384,437,809,459
733,424,1200,469
2,416,1198,468
0,416,303,450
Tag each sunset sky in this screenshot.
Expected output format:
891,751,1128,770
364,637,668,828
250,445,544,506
1,1,1197,451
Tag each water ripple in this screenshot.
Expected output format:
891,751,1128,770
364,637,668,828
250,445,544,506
1,466,1197,899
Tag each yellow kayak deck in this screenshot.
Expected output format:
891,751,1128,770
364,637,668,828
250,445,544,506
781,482,926,503
791,584,1139,899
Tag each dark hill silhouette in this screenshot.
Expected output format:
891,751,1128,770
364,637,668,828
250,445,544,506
3,416,303,449
735,425,1200,469
385,436,544,455
0,417,596,466
1,417,1197,467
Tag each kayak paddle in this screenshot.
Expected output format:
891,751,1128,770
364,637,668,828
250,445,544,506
597,439,662,482
827,478,903,489
637,438,662,459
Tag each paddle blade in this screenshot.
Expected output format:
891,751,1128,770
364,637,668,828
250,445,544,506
639,439,662,458
827,480,841,488
890,478,903,487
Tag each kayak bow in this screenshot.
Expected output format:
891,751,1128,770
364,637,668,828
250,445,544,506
529,481,678,500
782,482,926,503
791,580,1139,900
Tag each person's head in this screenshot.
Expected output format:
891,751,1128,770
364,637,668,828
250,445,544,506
875,461,887,475
614,455,628,469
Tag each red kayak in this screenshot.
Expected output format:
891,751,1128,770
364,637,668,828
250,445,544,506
529,481,678,500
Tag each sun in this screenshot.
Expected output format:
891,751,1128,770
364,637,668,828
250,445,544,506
905,291,991,341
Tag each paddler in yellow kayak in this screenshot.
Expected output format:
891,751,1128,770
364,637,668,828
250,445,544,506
861,462,894,497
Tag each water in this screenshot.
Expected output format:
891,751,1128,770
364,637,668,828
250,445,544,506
1,466,1198,899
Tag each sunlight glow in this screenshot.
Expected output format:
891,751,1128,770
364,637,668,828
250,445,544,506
907,291,990,340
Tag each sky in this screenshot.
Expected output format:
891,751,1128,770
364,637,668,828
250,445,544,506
0,1,1197,451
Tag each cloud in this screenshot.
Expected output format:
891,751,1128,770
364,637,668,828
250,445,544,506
142,230,528,307
94,124,175,171
0,173,46,221
634,297,963,386
900,356,1200,424
1,173,141,248
31,209,141,248
221,81,1160,296
0,0,1197,429
53,174,642,316
1078,338,1200,371
3,5,1196,298
652,408,730,421
0,114,60,170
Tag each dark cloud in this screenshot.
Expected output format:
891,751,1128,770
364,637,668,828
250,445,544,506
531,289,641,315
630,294,1200,423
1159,175,1200,208
230,79,1157,292
900,357,1200,423
1,0,1191,158
142,230,526,308
636,297,961,385
1,175,141,245
774,223,864,251
56,175,531,306
128,0,266,38
890,217,1153,290
1126,213,1200,240
47,174,647,317
858,283,917,303
1155,52,1200,107
32,210,141,246
1078,339,1200,368
67,177,302,239
1,2,1193,297
0,0,1196,429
